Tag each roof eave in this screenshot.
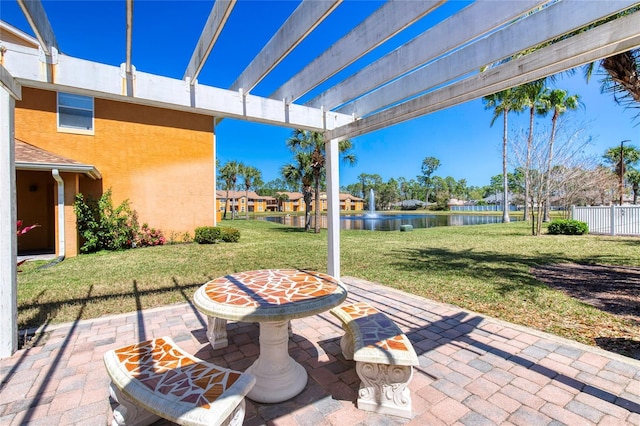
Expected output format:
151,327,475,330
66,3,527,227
15,161,102,180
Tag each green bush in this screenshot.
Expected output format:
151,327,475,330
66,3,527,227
547,219,589,235
194,226,222,244
193,226,240,243
74,189,137,253
74,189,165,253
220,227,241,243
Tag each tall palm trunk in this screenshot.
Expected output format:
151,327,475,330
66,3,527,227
224,189,230,219
502,110,510,223
311,148,325,234
543,111,559,223
314,174,321,233
524,106,534,221
303,185,312,231
245,187,250,220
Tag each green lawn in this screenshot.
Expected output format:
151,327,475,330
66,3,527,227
18,219,639,357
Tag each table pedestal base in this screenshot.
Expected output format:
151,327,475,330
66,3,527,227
246,320,307,403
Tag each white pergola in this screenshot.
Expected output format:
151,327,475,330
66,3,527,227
1,0,639,357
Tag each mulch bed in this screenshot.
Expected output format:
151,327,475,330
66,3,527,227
531,263,640,359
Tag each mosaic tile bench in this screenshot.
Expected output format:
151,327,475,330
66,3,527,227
331,302,419,419
103,336,256,426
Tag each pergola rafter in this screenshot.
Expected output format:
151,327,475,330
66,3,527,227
270,0,445,104
306,0,548,111
228,0,341,95
331,0,638,118
183,0,236,85
15,0,57,57
327,12,640,140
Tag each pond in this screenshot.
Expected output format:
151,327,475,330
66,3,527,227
258,213,517,231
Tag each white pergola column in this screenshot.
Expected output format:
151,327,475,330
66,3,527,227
0,67,21,358
325,137,340,278
212,118,217,226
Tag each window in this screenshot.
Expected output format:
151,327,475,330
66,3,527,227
58,92,94,133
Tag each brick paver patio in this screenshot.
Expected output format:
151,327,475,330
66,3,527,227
1,276,638,425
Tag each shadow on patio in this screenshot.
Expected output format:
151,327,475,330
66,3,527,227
1,277,639,425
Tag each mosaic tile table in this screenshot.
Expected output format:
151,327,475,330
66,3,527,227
193,269,348,403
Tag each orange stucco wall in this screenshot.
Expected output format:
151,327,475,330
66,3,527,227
15,87,216,254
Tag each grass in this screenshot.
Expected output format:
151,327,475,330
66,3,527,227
18,219,639,356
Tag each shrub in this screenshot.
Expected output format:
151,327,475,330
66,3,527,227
547,219,589,235
74,189,137,253
74,189,165,253
136,223,166,247
194,226,240,243
194,226,222,244
220,227,240,243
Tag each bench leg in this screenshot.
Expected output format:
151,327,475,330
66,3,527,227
225,399,246,426
206,316,229,349
109,383,160,426
355,362,414,419
339,329,354,360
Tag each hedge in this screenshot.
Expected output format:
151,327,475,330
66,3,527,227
547,219,588,235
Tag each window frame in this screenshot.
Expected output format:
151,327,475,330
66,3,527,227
57,92,95,135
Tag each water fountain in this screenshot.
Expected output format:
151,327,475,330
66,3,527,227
364,188,378,218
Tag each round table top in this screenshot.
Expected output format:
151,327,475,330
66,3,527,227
193,269,348,322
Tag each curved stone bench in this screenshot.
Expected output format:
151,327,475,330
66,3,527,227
330,302,419,419
103,336,255,426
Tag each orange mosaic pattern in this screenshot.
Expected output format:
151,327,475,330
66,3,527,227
339,302,412,352
114,337,241,409
202,269,340,307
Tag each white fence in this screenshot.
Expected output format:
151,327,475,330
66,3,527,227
572,205,640,236
450,205,518,212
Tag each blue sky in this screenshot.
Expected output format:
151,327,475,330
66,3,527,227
2,0,638,188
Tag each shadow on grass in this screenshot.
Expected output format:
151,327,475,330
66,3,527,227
388,247,558,295
18,279,207,330
388,246,634,296
266,226,314,234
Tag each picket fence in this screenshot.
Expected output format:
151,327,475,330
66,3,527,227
571,205,640,236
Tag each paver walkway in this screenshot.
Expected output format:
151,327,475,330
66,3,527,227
1,276,638,425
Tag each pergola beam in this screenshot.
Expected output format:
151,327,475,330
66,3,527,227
3,45,353,131
328,12,640,140
306,0,549,111
229,0,341,94
16,0,58,57
270,0,445,104
183,0,236,85
334,0,638,117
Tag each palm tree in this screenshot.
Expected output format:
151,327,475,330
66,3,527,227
603,143,640,204
627,168,640,204
240,165,262,219
597,50,640,110
483,88,522,223
219,160,242,220
274,192,290,212
515,79,546,221
285,129,356,233
281,151,313,230
538,89,581,224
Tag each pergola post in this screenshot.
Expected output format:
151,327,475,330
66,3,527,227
212,118,217,226
0,66,21,358
325,137,340,278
